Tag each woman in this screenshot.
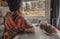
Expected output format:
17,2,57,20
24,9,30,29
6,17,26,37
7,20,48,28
3,0,34,39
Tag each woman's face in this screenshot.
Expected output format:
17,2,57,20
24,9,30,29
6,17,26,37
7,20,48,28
17,6,24,16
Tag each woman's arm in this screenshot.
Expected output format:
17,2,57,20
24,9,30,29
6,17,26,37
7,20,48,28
24,19,33,28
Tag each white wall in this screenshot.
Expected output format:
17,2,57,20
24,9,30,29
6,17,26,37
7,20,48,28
0,7,9,16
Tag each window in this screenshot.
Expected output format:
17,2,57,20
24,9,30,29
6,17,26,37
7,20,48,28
23,0,45,16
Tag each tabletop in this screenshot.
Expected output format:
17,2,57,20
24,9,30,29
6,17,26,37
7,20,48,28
14,24,60,39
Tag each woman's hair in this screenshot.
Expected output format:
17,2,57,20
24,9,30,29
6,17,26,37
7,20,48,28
6,0,23,11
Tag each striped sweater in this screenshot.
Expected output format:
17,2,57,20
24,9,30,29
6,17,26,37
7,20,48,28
3,13,28,39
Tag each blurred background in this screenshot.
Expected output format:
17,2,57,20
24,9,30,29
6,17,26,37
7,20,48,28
0,0,60,39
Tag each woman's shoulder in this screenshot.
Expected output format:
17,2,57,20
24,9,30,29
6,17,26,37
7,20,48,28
5,12,13,17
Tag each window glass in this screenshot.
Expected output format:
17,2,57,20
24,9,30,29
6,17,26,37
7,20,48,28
23,0,45,16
